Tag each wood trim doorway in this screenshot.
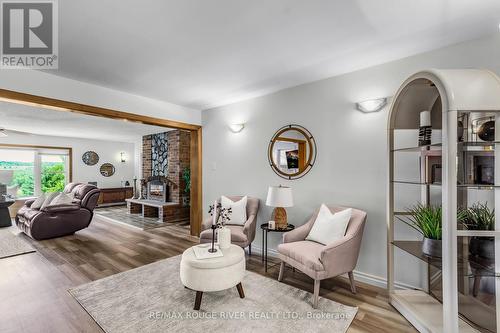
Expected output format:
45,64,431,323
0,88,203,236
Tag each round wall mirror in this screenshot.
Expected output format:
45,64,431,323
100,163,115,177
268,124,316,180
82,151,99,166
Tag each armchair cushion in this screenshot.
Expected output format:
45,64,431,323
40,192,60,210
221,195,247,225
28,197,43,209
306,205,352,245
41,203,81,213
49,192,73,206
278,241,325,271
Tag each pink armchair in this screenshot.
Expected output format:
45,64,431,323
200,196,260,254
277,206,367,308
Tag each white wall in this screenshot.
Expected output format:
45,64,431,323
0,70,201,125
0,132,136,188
202,33,500,289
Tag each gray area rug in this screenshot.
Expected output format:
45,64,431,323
69,255,357,333
0,228,35,259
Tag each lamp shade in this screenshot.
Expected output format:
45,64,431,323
266,186,293,207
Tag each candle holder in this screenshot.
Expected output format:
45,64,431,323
208,224,218,253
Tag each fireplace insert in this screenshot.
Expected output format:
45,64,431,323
147,176,169,202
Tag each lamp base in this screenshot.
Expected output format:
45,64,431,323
273,207,287,229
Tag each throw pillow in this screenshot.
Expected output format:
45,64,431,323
40,192,60,210
30,194,46,210
49,192,74,206
221,196,247,225
305,205,352,246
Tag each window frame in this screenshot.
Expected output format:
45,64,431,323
0,143,73,198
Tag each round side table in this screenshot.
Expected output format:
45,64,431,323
0,200,15,227
260,223,295,272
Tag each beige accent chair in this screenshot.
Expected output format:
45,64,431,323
277,206,367,308
200,196,260,254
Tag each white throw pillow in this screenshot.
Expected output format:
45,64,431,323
40,192,60,210
305,205,352,246
49,192,74,206
30,194,46,210
221,196,247,225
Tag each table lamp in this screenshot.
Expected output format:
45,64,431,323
266,185,293,229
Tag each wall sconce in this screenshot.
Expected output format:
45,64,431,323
355,98,387,113
120,152,126,163
228,123,245,133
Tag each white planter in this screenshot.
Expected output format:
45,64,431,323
217,227,231,249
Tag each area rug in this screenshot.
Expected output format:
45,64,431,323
69,255,357,333
0,229,35,259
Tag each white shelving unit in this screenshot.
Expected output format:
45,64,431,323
387,69,500,332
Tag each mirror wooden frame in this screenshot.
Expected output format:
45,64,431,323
268,124,316,180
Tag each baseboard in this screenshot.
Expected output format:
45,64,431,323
250,246,421,291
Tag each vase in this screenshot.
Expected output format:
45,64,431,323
217,226,231,250
422,238,442,257
469,237,495,259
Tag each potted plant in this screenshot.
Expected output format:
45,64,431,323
459,203,495,259
403,203,443,257
182,167,190,206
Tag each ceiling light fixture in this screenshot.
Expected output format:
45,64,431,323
355,98,388,113
0,129,7,137
228,123,245,133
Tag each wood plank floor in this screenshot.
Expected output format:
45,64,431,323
0,217,416,333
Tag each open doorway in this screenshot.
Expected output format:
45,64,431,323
0,89,202,236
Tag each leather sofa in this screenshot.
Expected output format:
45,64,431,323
15,183,101,240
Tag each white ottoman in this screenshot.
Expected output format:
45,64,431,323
180,244,246,310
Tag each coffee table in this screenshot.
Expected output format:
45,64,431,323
180,244,245,310
0,200,15,227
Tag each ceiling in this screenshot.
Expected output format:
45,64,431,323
0,102,170,143
49,0,500,110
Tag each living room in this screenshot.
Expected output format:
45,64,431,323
1,1,500,333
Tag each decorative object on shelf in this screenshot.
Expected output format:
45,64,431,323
228,123,245,133
266,185,293,229
120,152,126,163
82,151,99,166
125,180,130,187
460,203,495,259
208,200,233,253
355,97,387,113
0,183,6,202
139,178,147,200
401,203,442,257
457,120,465,142
477,120,495,141
268,124,316,180
132,177,138,199
418,110,432,146
99,163,115,177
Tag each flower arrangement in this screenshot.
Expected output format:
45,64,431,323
208,203,232,228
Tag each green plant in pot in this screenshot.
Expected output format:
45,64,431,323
459,203,495,259
403,204,442,257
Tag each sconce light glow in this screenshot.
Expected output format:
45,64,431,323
228,123,245,133
120,152,126,163
355,98,387,113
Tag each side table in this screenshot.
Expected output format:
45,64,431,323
0,200,15,227
260,223,295,272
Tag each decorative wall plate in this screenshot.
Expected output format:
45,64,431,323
82,151,99,166
100,163,115,177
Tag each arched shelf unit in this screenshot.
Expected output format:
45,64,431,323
387,69,500,333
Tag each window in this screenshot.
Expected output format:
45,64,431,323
0,146,71,198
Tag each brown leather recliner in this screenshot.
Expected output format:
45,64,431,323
15,183,101,240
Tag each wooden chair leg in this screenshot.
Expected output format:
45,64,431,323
313,279,320,309
194,291,203,310
278,262,285,282
348,271,357,294
236,282,245,298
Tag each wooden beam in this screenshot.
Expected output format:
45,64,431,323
190,128,203,236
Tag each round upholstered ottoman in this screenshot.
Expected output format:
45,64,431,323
180,244,245,310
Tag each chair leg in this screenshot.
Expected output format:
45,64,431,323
348,271,357,294
278,262,285,282
313,279,320,309
236,282,245,298
248,244,252,255
194,291,203,310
